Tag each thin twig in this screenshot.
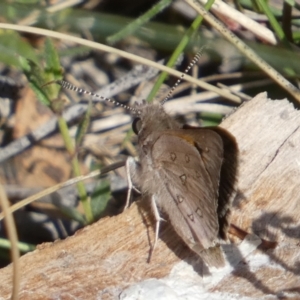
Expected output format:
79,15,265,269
0,184,20,299
185,0,300,104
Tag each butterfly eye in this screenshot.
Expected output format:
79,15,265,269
132,117,142,135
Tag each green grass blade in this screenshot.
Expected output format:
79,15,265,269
107,0,173,44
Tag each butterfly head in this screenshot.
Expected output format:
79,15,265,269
131,101,181,141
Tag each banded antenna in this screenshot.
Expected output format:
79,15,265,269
52,47,205,112
54,80,139,114
161,48,205,105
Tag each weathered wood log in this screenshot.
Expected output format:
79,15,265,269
1,93,300,299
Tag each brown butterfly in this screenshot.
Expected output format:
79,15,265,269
126,100,238,267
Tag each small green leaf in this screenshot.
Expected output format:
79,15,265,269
0,237,35,253
18,56,51,106
91,179,111,220
199,112,223,127
45,38,62,78
58,205,86,224
0,30,38,67
44,38,63,99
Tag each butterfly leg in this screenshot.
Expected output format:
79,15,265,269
124,157,141,210
150,194,165,253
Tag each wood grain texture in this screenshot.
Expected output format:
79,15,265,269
1,93,300,299
217,93,300,298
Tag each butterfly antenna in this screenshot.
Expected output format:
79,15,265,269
161,47,206,106
54,80,140,114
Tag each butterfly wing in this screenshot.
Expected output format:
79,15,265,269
151,129,224,251
183,125,239,240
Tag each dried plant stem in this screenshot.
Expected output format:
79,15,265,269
0,184,20,299
0,162,125,222
185,0,300,104
0,23,240,103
